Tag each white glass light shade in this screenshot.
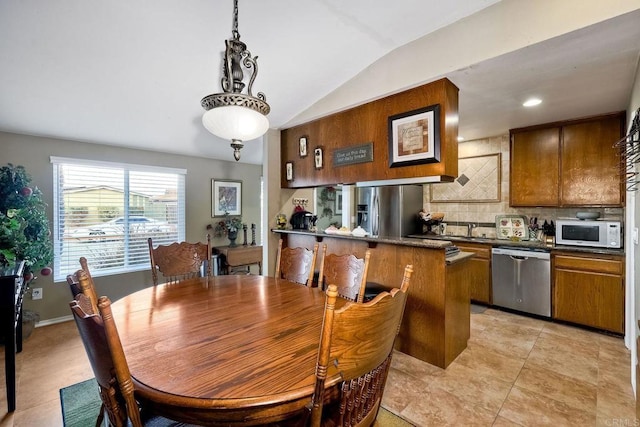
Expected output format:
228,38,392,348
202,106,269,141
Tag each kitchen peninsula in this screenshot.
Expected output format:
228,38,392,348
274,229,474,369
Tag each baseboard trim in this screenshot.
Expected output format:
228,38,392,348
35,315,73,327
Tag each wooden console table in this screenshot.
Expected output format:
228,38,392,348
0,261,26,412
217,245,263,275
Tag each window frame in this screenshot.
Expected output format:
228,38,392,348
51,157,186,281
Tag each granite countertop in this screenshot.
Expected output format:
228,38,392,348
406,234,625,256
272,229,625,256
272,228,453,249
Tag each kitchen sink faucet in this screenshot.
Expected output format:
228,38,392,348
467,223,477,237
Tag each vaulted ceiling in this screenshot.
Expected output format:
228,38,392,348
1,1,639,164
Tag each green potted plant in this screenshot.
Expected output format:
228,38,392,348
318,186,336,218
0,163,53,284
208,214,244,247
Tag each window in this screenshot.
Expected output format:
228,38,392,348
51,157,186,281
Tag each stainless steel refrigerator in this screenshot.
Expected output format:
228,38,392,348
355,185,423,237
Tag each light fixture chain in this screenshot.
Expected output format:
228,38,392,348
232,0,240,40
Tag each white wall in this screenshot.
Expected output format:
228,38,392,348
627,53,640,394
287,0,640,127
1,131,262,322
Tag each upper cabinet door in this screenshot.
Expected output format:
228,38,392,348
510,127,560,207
510,112,625,208
560,116,624,206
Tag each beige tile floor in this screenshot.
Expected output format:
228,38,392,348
383,308,638,426
0,307,637,426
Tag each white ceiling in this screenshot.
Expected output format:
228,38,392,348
1,1,639,165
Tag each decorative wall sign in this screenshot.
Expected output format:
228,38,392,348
314,147,324,169
388,104,440,167
299,136,308,157
333,142,374,167
285,162,294,181
430,153,501,202
212,179,242,217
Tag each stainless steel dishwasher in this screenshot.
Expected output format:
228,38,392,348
491,247,551,317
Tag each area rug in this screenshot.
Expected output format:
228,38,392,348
59,378,101,427
378,406,416,426
60,378,414,426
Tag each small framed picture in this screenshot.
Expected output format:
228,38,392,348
285,162,294,181
314,147,323,169
212,179,242,217
299,137,308,157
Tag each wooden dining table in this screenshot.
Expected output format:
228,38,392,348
110,275,342,426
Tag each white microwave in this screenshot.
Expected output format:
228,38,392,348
555,219,622,248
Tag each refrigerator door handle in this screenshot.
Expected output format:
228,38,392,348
372,192,379,236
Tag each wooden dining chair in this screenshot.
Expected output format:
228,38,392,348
66,256,99,314
309,264,414,427
70,274,187,427
317,246,371,302
274,239,319,286
148,235,212,285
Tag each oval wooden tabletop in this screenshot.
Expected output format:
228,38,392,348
111,275,331,414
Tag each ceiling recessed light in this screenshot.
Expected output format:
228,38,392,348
523,98,542,107
457,136,464,142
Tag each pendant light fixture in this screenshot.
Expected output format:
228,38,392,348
201,0,270,161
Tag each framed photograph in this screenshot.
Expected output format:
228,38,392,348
285,162,294,181
335,190,343,214
299,136,308,157
388,104,441,167
314,147,324,169
212,179,242,217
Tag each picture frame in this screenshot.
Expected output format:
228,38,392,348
335,190,343,214
388,104,441,167
212,179,242,217
299,136,308,158
285,162,294,181
314,147,324,169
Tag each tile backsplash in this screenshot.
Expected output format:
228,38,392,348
422,134,623,232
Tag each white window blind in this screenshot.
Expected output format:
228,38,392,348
51,157,186,281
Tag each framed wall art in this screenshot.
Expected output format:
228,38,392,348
314,147,324,169
299,136,308,157
335,190,343,214
212,179,242,217
388,104,441,167
285,162,294,181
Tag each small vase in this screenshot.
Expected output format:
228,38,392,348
227,230,238,247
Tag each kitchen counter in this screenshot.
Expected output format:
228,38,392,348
406,234,625,256
273,229,624,255
274,228,453,249
273,229,473,368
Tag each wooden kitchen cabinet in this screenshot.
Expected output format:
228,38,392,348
553,252,624,334
456,242,492,304
561,116,624,205
510,112,624,207
510,127,560,206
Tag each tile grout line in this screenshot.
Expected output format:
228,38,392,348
489,314,545,426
